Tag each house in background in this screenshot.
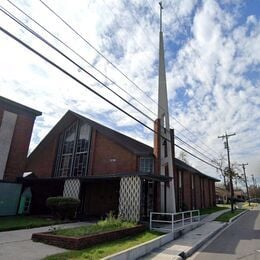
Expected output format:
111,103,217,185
0,96,41,181
23,110,218,221
215,186,229,204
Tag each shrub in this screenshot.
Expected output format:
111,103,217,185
46,197,80,220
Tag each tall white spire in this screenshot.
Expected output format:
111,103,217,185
158,2,176,213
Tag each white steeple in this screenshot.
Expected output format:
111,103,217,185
158,2,176,213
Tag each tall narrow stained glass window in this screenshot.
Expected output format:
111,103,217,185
54,121,91,177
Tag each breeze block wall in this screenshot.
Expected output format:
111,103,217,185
119,176,141,222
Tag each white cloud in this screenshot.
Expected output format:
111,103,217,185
0,0,259,184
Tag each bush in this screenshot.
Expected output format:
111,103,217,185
46,197,80,220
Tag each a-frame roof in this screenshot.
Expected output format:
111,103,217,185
28,110,153,159
28,110,219,182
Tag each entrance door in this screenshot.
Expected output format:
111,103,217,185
83,180,120,218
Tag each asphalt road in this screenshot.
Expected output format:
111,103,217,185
190,206,260,260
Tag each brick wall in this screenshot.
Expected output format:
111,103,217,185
183,170,192,209
194,175,202,208
4,114,36,181
203,178,210,208
89,130,138,175
26,135,59,178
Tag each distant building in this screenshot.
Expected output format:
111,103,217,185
215,186,229,204
216,186,246,204
0,96,41,181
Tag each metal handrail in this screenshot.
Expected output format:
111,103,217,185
150,210,200,232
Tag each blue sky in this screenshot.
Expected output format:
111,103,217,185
0,0,259,185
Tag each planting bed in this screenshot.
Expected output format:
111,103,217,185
32,224,145,250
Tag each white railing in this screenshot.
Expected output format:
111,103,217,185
150,210,200,232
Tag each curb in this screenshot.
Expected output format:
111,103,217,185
104,223,201,260
103,232,174,260
184,209,249,258
229,209,249,223
183,222,228,258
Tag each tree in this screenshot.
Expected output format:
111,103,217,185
178,151,189,164
224,163,244,191
212,153,228,188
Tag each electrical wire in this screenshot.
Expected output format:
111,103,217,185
38,0,221,161
0,22,220,170
4,0,221,165
0,6,154,124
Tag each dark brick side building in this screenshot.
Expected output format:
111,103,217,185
25,110,218,220
0,96,41,181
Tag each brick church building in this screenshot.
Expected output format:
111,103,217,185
23,110,217,221
1,7,218,221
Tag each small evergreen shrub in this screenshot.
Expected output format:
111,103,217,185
46,197,80,220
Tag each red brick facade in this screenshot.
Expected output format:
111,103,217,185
4,114,35,180
89,130,138,175
26,113,143,177
0,96,41,181
26,136,59,178
25,110,217,212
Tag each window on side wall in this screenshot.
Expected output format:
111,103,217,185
139,157,154,173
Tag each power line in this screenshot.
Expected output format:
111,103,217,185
0,23,220,171
38,0,158,105
5,0,157,120
4,0,221,164
38,0,220,161
175,135,215,163
0,5,154,123
100,0,221,162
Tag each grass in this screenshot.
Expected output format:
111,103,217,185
53,216,136,237
199,205,229,216
242,202,258,209
215,209,245,222
44,231,162,260
0,216,64,232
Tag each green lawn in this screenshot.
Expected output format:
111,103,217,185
44,231,162,260
53,218,136,237
215,209,245,222
0,216,64,232
199,205,229,216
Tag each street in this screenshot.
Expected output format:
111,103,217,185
190,206,260,260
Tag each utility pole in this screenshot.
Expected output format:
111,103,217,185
218,132,236,212
251,174,257,199
239,163,250,205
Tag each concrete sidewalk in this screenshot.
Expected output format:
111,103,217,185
0,221,91,260
140,208,231,259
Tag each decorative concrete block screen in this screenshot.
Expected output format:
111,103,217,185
63,179,80,199
119,176,141,222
